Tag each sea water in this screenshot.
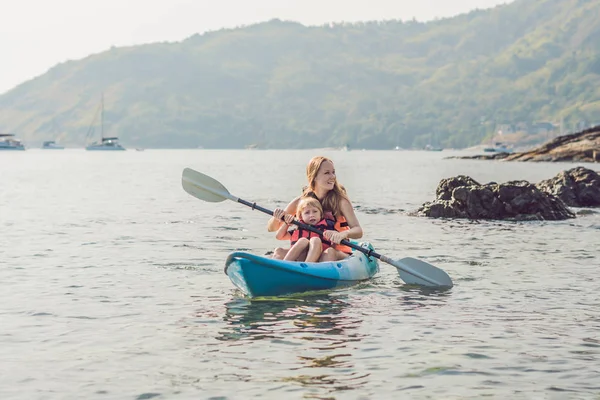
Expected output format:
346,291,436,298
1,149,599,399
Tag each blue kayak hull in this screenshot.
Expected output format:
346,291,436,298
224,243,379,297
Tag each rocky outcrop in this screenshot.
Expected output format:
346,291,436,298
536,167,600,207
456,125,600,162
416,175,575,220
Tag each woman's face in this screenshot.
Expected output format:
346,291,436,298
300,205,322,225
314,160,336,191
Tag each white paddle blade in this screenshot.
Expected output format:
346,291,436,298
393,257,453,288
182,168,238,203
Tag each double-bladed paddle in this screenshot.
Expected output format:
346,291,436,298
181,168,453,288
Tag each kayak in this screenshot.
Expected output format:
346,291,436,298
224,242,379,297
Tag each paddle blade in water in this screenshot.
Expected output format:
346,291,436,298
395,257,453,288
182,168,237,203
379,255,453,288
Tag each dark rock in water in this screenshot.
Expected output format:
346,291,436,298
416,175,575,220
536,167,600,207
435,175,480,200
576,209,598,216
453,125,600,162
455,152,511,161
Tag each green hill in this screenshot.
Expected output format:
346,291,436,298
1,0,599,149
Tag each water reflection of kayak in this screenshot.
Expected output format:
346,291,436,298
224,242,379,297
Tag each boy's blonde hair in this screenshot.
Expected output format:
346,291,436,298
296,197,323,221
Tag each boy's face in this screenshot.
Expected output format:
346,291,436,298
300,205,322,225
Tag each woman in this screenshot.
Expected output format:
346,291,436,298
267,156,363,261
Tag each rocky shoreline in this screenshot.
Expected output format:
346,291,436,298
416,167,600,221
456,125,600,162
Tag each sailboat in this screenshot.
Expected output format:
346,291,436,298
85,94,126,151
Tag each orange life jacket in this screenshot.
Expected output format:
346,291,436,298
290,218,334,250
322,212,353,254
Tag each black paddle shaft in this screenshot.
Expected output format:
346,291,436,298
236,198,380,260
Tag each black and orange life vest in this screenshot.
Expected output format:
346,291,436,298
290,218,335,250
302,192,354,255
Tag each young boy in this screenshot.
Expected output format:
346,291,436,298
275,197,334,262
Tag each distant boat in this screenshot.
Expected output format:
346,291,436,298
483,142,514,153
85,94,126,151
245,144,258,150
41,140,64,150
0,133,25,150
86,137,125,151
424,144,443,151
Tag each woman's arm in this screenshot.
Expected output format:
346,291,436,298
267,196,301,232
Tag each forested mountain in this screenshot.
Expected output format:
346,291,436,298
1,0,599,149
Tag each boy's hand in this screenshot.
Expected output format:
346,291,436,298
283,214,295,224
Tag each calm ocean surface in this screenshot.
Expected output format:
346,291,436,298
1,149,599,400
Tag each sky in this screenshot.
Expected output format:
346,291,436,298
0,0,511,95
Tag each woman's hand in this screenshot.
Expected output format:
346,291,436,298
268,197,301,232
272,208,286,222
323,230,348,244
273,208,295,224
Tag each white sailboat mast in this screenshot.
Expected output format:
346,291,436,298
101,93,104,140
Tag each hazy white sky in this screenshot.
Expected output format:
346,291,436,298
0,0,510,94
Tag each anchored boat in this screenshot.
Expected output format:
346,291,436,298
41,140,65,150
0,134,25,150
483,141,514,153
85,94,126,151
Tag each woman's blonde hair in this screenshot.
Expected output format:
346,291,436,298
302,156,348,216
296,197,323,221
